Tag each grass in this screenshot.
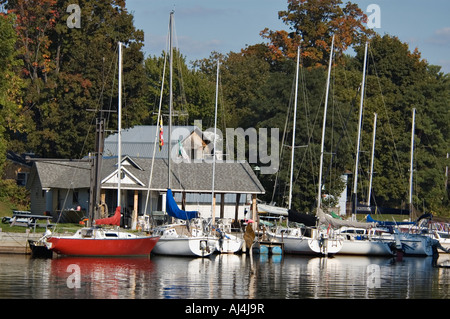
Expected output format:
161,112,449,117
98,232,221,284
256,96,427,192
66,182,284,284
355,214,412,222
1,222,82,234
0,199,15,218
0,197,83,234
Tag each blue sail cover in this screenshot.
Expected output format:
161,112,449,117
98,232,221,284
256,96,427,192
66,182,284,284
166,189,199,220
366,214,415,226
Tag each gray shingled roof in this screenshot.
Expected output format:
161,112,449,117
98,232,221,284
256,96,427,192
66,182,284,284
30,157,265,195
104,125,200,158
32,160,91,189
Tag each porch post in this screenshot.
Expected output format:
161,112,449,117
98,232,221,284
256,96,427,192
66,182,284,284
234,193,240,228
131,190,138,230
220,193,225,218
252,194,257,231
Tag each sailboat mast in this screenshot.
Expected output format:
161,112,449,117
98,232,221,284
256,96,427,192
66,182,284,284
409,108,416,220
288,47,300,210
211,59,220,225
117,41,123,208
89,115,105,224
367,112,377,206
351,41,368,219
317,35,334,210
168,11,174,189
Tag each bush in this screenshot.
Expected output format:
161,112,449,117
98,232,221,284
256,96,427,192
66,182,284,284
0,179,30,210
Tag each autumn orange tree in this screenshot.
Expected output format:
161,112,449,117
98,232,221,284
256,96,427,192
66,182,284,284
261,0,374,67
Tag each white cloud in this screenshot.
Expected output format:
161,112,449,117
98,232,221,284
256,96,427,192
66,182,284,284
426,27,450,46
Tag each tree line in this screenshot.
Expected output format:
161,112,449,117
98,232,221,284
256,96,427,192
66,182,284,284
0,0,448,216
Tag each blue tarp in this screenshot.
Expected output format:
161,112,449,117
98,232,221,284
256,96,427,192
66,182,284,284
166,189,199,220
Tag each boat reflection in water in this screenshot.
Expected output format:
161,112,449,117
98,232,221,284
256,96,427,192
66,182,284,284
5,252,447,299
265,255,438,299
50,256,155,298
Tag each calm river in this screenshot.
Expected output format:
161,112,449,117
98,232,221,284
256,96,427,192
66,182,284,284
1,253,450,303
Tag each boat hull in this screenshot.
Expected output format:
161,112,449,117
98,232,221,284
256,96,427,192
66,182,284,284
269,233,342,256
216,235,243,254
396,233,436,256
46,236,159,257
338,240,394,256
152,237,217,257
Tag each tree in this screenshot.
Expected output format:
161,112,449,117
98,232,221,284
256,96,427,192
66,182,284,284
4,0,147,158
144,49,216,128
353,35,450,215
261,0,374,67
0,13,25,174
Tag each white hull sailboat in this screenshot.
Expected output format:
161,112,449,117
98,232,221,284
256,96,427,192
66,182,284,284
394,231,436,256
152,223,217,257
337,227,393,256
151,189,218,257
214,226,243,254
209,59,243,254
266,41,344,256
149,13,217,258
268,226,342,255
335,42,393,257
216,234,243,254
375,109,438,257
339,240,393,256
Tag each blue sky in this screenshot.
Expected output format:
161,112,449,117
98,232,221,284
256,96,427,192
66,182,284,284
125,0,450,73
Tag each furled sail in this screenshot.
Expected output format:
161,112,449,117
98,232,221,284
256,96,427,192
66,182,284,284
317,208,376,229
166,189,199,220
95,206,121,226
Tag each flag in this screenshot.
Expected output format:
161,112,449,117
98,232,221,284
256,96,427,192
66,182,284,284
178,139,190,161
159,117,164,151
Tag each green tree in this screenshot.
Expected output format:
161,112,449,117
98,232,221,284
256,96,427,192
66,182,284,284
4,0,147,158
0,13,25,174
144,49,216,128
353,35,450,215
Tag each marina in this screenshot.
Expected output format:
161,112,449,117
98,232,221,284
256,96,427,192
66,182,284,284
0,3,448,312
1,251,450,300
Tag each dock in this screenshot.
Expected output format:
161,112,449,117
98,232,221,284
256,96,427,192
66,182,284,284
0,230,43,254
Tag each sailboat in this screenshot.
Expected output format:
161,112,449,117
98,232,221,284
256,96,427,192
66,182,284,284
266,40,343,256
44,42,159,257
335,42,394,256
210,60,243,254
369,109,438,257
151,190,217,257
150,12,217,257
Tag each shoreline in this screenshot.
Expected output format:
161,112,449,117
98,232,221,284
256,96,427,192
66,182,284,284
0,230,43,254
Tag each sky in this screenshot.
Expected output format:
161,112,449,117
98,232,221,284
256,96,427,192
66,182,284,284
125,0,450,73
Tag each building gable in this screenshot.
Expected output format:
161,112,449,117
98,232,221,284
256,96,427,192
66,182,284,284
102,166,145,187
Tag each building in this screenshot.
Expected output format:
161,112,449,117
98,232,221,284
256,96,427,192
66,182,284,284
26,124,265,227
3,151,34,186
26,156,265,226
103,125,218,161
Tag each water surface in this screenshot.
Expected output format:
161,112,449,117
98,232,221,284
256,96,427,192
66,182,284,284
1,253,450,299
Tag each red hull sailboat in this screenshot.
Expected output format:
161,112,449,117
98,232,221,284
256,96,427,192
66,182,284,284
46,231,159,257
46,207,159,257
44,43,159,257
